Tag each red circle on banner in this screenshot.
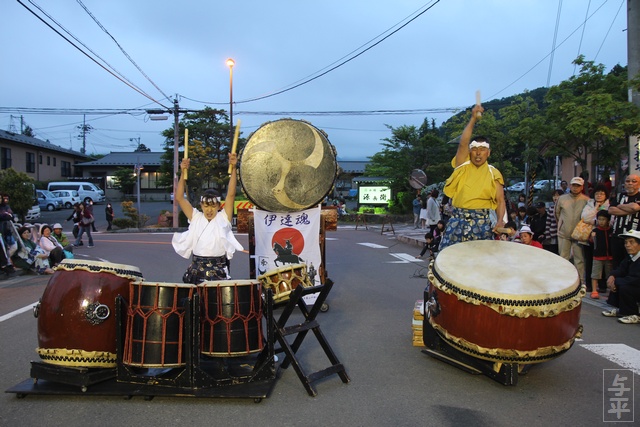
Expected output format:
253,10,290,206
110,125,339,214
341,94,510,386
272,228,305,255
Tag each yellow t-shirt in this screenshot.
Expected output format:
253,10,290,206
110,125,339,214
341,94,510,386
443,158,504,210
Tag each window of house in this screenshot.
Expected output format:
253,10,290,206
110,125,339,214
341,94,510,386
26,153,36,173
61,161,71,177
1,148,11,169
39,154,43,164
53,158,57,166
47,156,51,166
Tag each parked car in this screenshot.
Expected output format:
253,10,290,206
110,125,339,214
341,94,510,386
51,189,81,209
25,204,41,221
36,190,63,211
506,182,526,192
533,179,561,192
47,181,105,204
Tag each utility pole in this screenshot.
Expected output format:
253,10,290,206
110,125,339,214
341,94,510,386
77,115,92,154
172,98,180,228
629,0,640,174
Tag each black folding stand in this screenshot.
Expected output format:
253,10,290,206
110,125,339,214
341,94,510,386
271,279,350,396
421,288,533,386
7,292,278,401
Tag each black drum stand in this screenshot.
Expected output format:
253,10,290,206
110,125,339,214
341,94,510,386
7,291,279,401
421,288,531,386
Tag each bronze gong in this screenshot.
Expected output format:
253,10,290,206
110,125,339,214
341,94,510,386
239,119,338,212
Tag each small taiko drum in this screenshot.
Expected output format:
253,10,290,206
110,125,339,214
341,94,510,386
36,260,143,367
198,280,263,357
123,282,195,368
258,263,313,304
239,118,338,212
425,240,585,364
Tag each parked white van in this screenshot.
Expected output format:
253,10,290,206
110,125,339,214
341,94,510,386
47,182,106,204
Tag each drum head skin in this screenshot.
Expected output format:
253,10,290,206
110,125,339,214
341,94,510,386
436,240,579,297
239,119,338,212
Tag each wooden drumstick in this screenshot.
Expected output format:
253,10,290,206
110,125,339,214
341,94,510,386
228,119,241,175
183,128,189,180
475,90,482,119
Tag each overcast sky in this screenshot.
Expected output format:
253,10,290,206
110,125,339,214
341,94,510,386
0,0,629,160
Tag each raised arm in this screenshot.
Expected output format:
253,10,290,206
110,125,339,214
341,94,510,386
223,153,238,222
176,158,194,220
455,104,484,167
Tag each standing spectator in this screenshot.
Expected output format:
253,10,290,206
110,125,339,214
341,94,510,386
560,180,569,194
579,184,610,294
419,197,427,230
580,171,594,198
556,177,590,286
601,229,640,324
608,174,640,270
439,104,506,251
66,203,83,245
530,201,547,244
412,195,421,229
105,203,114,231
515,206,528,230
74,203,94,248
0,194,14,245
517,193,526,209
86,200,98,232
601,175,613,198
589,210,613,299
543,190,564,254
425,190,441,234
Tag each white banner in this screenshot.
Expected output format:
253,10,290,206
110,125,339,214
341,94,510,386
253,206,321,287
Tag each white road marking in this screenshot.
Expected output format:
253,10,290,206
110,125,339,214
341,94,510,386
358,243,388,249
388,253,420,263
580,343,640,374
0,302,38,323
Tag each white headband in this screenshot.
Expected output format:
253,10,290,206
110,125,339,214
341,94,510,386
200,195,220,204
469,140,490,149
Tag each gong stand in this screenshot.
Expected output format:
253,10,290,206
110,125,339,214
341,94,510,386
421,288,531,386
271,279,350,397
7,292,278,401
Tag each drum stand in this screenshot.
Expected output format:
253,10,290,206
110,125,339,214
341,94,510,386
7,293,279,401
270,278,350,396
421,289,531,386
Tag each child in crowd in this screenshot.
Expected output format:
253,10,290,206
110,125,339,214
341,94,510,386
589,210,613,299
432,220,445,244
416,232,439,260
497,221,518,241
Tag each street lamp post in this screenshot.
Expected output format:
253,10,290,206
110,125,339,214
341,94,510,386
226,58,235,148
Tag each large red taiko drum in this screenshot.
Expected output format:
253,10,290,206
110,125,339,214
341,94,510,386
36,260,143,367
424,240,585,364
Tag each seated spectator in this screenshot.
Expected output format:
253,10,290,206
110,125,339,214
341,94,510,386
51,223,74,253
601,230,640,324
12,226,54,274
518,225,543,248
497,221,517,241
38,224,65,267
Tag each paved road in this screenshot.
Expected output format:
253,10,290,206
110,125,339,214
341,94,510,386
1,222,638,426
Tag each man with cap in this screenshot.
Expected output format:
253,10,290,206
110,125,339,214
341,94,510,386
608,174,640,270
556,177,590,285
601,229,640,324
439,104,506,251
518,225,543,249
51,223,73,253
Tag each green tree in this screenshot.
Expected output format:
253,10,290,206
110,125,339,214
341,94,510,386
0,168,36,221
544,57,640,180
160,107,240,196
112,167,137,195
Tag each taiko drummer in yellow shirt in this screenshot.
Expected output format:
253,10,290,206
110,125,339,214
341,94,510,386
439,103,506,251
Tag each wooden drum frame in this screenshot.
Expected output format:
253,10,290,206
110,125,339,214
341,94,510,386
424,240,585,364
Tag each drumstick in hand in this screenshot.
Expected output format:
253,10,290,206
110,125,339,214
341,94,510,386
228,120,241,175
475,90,482,119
